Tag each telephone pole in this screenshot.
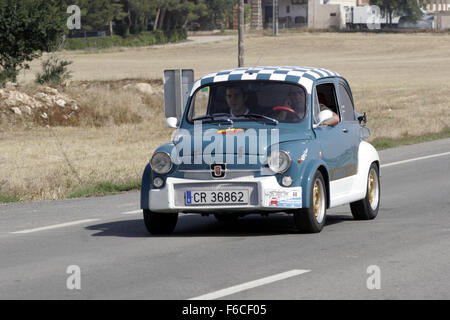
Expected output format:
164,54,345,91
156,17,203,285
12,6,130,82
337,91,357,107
238,0,244,67
273,0,279,36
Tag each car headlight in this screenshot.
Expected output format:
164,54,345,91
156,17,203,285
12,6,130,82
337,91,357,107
268,150,291,173
150,152,173,174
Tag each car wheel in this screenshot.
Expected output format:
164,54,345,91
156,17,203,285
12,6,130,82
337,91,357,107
214,213,239,223
143,209,178,235
293,171,327,233
350,162,380,220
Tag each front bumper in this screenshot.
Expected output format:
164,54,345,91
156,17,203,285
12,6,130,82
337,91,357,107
146,176,302,213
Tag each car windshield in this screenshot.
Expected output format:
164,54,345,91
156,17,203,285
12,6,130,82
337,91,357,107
187,81,307,124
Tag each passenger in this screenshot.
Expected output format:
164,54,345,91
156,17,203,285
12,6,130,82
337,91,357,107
317,93,339,126
225,86,250,117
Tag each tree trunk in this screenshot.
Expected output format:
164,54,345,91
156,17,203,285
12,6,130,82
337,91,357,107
159,8,166,30
109,21,113,37
154,8,161,30
128,9,132,28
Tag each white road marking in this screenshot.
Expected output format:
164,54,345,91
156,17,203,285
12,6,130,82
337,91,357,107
121,210,142,215
381,151,450,168
11,219,101,234
188,269,311,300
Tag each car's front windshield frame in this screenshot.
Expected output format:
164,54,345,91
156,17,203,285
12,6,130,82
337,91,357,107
186,80,308,125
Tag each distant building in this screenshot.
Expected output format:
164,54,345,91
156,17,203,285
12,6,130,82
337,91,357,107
242,0,371,30
426,0,450,30
241,0,450,30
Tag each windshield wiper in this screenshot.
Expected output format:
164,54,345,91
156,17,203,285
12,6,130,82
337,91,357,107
192,113,233,124
240,113,278,125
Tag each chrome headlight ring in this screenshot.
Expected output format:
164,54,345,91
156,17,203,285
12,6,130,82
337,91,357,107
268,150,291,174
150,152,173,175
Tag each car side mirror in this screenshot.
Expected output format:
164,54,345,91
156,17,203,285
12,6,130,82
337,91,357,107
313,110,333,128
357,112,367,126
166,117,178,129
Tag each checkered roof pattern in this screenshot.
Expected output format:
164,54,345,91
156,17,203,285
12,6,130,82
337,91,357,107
191,66,339,95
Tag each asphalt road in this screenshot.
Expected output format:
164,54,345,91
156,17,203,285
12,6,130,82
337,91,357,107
1,138,449,300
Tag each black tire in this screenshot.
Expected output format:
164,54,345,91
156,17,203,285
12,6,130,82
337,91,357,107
214,213,239,223
293,171,327,233
143,209,178,235
350,162,380,220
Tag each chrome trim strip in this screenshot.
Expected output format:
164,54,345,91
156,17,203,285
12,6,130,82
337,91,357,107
178,169,258,173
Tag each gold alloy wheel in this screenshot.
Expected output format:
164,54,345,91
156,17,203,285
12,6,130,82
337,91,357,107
313,181,321,218
312,177,326,224
367,167,379,211
368,172,375,205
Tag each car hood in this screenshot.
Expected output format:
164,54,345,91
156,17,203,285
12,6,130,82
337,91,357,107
172,124,313,159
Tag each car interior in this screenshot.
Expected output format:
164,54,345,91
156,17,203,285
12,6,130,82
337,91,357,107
190,82,307,123
315,83,341,122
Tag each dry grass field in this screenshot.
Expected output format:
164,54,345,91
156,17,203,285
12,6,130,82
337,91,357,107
1,32,450,201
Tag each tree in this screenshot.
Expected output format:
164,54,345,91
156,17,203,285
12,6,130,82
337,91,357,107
397,0,423,22
198,0,235,30
370,0,422,25
152,0,208,30
0,0,67,85
128,0,157,33
66,0,126,35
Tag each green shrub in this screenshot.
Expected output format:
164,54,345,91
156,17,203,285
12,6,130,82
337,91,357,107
35,56,72,85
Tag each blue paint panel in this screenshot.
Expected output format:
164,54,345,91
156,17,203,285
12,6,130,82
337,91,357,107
256,73,272,80
201,77,215,85
228,74,243,81
285,75,301,83
274,70,289,74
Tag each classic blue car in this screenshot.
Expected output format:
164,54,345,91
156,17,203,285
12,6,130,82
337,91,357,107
141,66,380,234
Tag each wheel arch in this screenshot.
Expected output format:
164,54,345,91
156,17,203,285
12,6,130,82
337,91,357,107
140,163,153,210
302,160,331,209
317,165,331,209
355,141,380,199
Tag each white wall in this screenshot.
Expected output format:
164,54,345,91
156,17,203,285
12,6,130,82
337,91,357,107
308,0,345,29
326,0,357,6
278,0,308,25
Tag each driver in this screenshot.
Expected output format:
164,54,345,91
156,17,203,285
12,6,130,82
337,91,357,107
286,86,306,117
272,86,306,122
225,86,250,117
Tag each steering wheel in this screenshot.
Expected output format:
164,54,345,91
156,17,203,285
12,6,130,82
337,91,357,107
273,106,296,114
272,106,300,121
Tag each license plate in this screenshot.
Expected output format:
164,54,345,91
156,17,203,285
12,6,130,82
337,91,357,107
185,190,249,205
